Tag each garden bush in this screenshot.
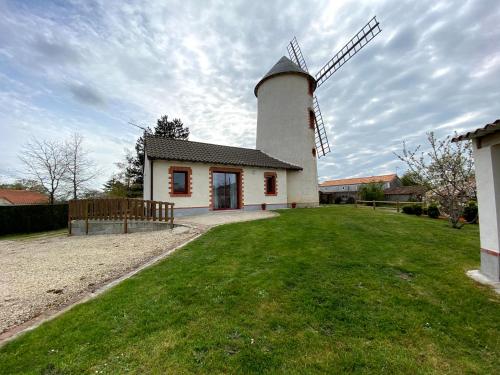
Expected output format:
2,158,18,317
402,205,414,214
427,204,440,219
463,201,478,223
413,205,423,216
0,204,68,236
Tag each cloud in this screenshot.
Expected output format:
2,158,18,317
68,82,106,107
0,0,499,188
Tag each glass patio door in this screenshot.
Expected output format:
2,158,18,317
212,172,238,209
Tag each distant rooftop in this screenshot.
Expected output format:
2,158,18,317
145,136,302,170
0,189,48,205
319,174,398,187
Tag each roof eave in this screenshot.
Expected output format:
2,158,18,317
254,71,317,97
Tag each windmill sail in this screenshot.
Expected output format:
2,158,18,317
313,96,331,157
315,16,381,88
287,37,332,158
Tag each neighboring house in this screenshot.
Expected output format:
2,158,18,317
452,119,500,284
384,185,427,202
143,56,320,217
319,174,400,203
0,189,48,206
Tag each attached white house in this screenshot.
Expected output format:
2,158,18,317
143,56,320,216
453,119,500,284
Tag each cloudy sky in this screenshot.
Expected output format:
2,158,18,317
1,0,499,188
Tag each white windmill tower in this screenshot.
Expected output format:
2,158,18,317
255,16,381,207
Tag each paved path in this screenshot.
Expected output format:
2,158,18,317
176,210,278,228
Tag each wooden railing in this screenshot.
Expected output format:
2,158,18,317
68,198,174,234
355,200,424,212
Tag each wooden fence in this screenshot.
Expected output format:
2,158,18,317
68,198,174,234
355,200,424,212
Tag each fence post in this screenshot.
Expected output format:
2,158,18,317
170,204,174,228
397,200,400,213
355,200,358,208
68,201,72,235
85,200,89,235
124,209,128,234
373,200,376,210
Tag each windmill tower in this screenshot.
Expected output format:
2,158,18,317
255,16,381,207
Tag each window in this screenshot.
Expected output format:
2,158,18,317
173,172,188,193
308,80,314,96
264,172,277,196
312,148,317,157
169,166,192,196
309,109,315,129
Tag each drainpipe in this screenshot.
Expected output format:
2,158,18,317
150,159,154,200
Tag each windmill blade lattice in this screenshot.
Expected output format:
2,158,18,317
312,96,331,157
315,16,381,88
287,37,332,158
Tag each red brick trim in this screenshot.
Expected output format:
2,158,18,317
264,171,278,196
481,248,500,257
308,108,315,129
308,80,314,96
169,166,192,197
209,167,244,210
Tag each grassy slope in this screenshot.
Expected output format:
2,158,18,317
1,206,499,374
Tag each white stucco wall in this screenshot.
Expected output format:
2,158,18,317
148,160,288,209
474,141,500,251
256,74,318,207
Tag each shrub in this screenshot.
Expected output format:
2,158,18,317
413,205,423,216
359,182,385,202
463,201,478,223
334,196,342,204
402,205,414,214
346,197,356,204
427,204,440,219
0,204,68,236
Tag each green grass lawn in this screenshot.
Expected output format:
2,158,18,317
1,206,499,374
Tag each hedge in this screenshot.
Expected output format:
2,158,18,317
0,204,68,236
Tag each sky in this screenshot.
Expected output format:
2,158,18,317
0,0,499,188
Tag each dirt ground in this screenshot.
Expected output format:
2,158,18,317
0,226,202,334
0,210,277,338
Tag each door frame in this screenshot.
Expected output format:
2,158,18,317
209,167,243,210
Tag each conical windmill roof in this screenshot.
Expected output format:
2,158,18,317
254,56,317,97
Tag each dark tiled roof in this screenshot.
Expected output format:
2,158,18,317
452,119,500,142
145,136,302,170
254,56,316,97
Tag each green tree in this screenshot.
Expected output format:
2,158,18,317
103,177,128,197
359,182,385,202
400,171,421,186
127,115,189,196
154,116,189,139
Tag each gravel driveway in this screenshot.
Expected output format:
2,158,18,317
0,226,202,334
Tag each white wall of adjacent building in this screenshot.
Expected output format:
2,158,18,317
473,132,500,281
146,159,288,210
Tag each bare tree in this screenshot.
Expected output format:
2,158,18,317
395,132,475,228
19,138,69,204
64,133,99,200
